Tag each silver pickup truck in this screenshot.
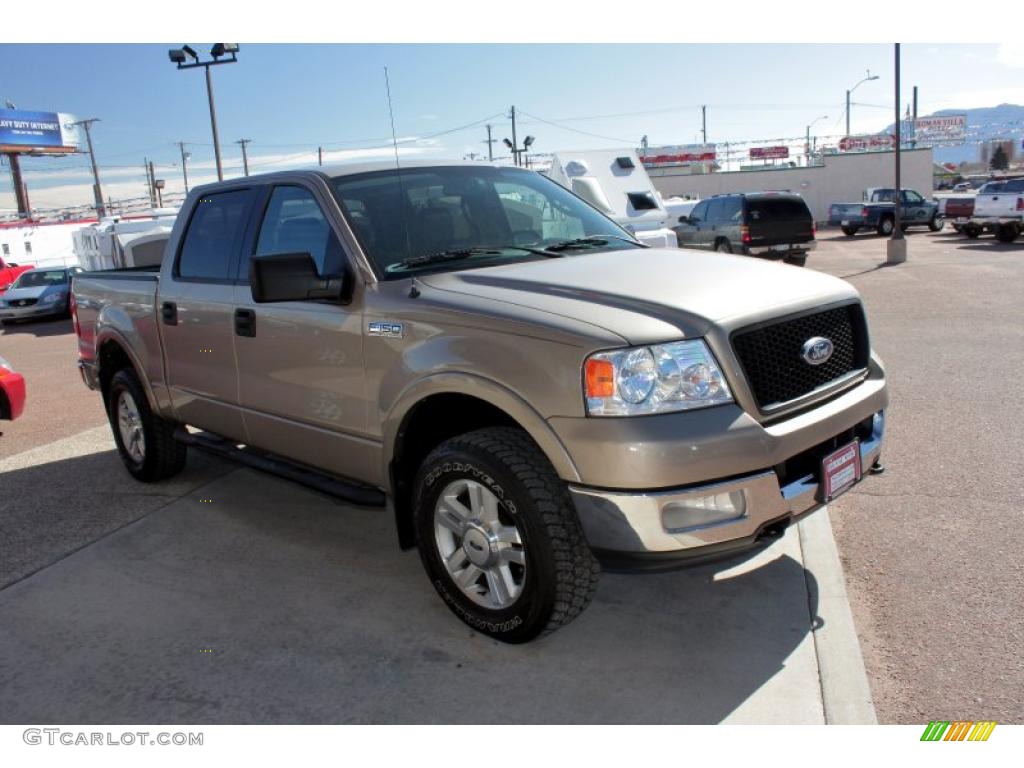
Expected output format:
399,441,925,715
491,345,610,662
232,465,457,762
72,160,888,643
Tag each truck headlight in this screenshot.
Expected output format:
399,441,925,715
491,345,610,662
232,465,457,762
42,292,65,304
584,340,733,416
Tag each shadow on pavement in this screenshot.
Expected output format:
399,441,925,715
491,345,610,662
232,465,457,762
0,316,74,337
0,452,821,724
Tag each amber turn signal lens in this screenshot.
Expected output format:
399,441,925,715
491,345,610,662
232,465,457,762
585,358,615,398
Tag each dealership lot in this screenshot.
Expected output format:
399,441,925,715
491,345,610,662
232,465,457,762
0,229,1021,723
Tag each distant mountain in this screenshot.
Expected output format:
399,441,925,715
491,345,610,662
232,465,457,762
883,103,1024,165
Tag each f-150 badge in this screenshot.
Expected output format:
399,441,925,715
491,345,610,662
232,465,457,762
367,321,404,339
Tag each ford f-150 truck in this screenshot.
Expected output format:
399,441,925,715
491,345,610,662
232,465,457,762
968,178,1024,242
828,188,941,236
72,161,888,643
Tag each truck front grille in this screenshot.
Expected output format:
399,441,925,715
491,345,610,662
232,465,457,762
731,303,869,412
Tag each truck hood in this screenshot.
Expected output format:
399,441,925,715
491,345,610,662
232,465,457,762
419,247,859,345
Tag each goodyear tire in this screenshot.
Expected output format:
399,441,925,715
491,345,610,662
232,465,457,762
413,427,601,643
107,369,187,482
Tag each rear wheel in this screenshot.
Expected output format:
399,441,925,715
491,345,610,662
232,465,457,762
107,369,187,482
840,226,859,237
877,217,894,236
783,254,807,267
964,224,981,239
714,239,732,253
995,224,1020,243
413,427,600,643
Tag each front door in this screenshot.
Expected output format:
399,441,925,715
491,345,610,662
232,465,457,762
159,186,256,442
232,182,374,484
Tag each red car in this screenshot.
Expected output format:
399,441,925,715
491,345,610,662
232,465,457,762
0,355,26,421
0,255,35,294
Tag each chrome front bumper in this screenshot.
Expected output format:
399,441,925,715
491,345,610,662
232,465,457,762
570,410,884,559
0,303,63,320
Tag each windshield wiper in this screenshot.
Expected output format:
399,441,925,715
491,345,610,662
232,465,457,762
388,245,560,273
540,234,644,252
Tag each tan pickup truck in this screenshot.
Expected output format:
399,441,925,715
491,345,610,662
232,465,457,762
72,160,888,643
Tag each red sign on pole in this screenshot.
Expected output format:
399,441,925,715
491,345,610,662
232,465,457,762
749,145,789,160
838,134,896,152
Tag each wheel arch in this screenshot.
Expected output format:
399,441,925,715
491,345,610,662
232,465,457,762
95,330,158,414
384,374,581,549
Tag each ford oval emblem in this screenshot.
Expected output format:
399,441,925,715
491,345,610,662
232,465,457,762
801,336,834,366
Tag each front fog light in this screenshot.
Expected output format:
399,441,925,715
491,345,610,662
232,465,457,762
661,490,747,532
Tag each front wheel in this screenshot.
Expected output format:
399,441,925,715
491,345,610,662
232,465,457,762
929,217,944,232
413,427,600,643
107,369,187,482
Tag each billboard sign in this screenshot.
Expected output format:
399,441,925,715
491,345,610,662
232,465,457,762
639,143,716,167
838,134,895,152
750,145,789,160
913,115,966,144
0,109,80,153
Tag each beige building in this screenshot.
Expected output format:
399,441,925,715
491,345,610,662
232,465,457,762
648,148,934,223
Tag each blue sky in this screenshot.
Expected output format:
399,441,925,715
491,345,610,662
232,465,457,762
2,43,1022,212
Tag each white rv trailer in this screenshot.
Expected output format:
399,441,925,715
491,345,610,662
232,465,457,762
545,149,678,248
72,209,178,271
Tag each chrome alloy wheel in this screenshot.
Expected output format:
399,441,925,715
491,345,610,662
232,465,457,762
117,390,145,464
433,479,526,609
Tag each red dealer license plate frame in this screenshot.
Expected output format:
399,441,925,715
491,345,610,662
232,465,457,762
819,440,862,502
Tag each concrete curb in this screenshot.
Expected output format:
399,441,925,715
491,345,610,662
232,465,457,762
798,507,878,725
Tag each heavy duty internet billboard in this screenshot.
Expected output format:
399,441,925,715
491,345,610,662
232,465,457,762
0,108,80,153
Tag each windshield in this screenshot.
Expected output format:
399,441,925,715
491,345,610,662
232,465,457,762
331,165,639,278
12,269,68,288
747,198,811,221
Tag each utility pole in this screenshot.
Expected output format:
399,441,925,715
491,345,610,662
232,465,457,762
317,146,323,167
510,106,519,167
483,124,496,161
237,138,251,176
911,85,918,149
701,105,707,145
144,158,155,207
148,160,157,209
176,141,190,193
887,43,906,264
6,153,29,218
71,118,105,219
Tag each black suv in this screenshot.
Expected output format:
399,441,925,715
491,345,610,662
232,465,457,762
673,192,816,266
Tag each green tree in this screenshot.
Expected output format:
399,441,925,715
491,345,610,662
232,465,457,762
990,144,1010,171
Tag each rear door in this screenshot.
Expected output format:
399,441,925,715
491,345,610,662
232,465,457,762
158,187,256,442
745,196,814,246
231,181,373,483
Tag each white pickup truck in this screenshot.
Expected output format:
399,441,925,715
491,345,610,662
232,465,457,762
968,178,1024,242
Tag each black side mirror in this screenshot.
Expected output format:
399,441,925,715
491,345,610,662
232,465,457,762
679,215,694,225
250,252,350,303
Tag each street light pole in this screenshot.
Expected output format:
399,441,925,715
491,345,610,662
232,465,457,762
887,43,907,265
845,71,879,137
168,45,239,183
71,118,105,219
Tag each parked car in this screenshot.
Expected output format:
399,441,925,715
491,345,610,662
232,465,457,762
73,161,887,643
0,354,26,422
952,182,972,193
0,266,82,324
828,188,941,236
0,254,35,294
968,178,1024,243
673,192,816,266
937,195,975,233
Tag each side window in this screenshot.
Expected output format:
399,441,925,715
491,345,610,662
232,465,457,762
903,190,923,204
723,197,743,221
705,199,724,222
177,189,253,280
250,185,344,279
690,201,708,222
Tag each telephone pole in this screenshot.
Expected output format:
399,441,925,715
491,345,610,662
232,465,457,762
148,160,157,208
237,138,251,176
71,118,105,219
176,141,191,193
701,105,707,145
510,106,518,166
318,146,323,167
483,124,496,161
144,157,155,207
